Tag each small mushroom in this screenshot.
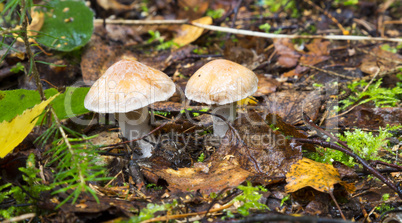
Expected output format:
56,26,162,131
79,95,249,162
84,59,175,158
185,59,258,137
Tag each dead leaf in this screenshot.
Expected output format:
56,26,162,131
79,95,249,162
360,46,402,75
264,90,323,125
142,160,251,194
14,7,44,43
253,74,279,97
177,0,209,20
285,158,355,194
265,113,315,152
214,111,302,179
173,16,212,47
274,38,301,68
327,106,402,129
281,39,331,77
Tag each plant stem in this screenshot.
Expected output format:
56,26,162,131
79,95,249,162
20,0,45,101
20,0,86,188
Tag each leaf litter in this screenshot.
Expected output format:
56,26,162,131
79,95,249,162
1,0,402,222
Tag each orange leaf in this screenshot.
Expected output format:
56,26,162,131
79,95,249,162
285,158,349,194
173,16,212,47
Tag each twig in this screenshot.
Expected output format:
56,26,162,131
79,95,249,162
20,0,45,101
20,0,86,192
2,213,36,223
303,112,350,150
226,0,244,39
93,18,402,42
299,63,355,80
329,191,346,220
291,137,402,198
226,213,353,223
304,0,349,35
93,19,188,25
191,22,402,42
143,200,234,223
362,67,380,92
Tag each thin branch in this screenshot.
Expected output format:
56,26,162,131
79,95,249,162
93,18,402,42
93,19,188,25
20,0,86,190
191,22,402,42
20,0,45,101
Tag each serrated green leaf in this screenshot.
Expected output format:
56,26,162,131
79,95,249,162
35,0,94,51
0,87,90,124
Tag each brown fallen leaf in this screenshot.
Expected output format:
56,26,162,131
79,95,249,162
264,90,322,125
360,46,402,75
281,39,331,77
214,111,302,179
142,160,251,194
254,74,280,97
173,16,212,47
285,158,355,194
326,105,402,129
274,38,301,68
265,113,315,152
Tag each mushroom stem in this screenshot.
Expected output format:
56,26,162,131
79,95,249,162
115,107,155,158
211,102,237,137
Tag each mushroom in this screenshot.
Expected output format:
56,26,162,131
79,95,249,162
84,59,175,158
185,59,258,137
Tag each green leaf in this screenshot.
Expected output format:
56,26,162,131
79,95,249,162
0,87,90,124
35,0,94,51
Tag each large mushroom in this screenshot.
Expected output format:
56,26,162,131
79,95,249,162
185,59,258,137
84,59,175,158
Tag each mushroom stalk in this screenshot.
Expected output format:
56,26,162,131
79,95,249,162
211,102,236,137
116,107,155,158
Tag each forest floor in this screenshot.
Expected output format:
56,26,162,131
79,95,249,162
1,0,402,222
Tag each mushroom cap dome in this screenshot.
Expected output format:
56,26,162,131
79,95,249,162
185,59,258,105
84,59,175,113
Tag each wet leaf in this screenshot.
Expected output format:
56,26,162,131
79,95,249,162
327,105,402,129
36,0,94,51
214,111,302,179
254,74,279,97
360,46,402,75
285,158,354,194
280,39,331,77
265,113,315,152
264,90,322,125
0,94,58,158
173,16,212,47
142,160,251,194
274,38,300,68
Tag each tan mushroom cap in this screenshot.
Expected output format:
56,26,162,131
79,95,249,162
84,59,175,113
185,59,258,105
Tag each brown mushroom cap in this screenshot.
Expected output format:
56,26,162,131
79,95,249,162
84,59,175,113
185,59,258,105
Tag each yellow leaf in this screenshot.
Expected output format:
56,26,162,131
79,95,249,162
285,158,346,194
237,96,258,106
173,16,212,47
14,7,45,43
0,94,58,158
